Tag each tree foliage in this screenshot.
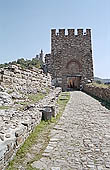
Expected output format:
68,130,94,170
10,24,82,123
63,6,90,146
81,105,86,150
0,57,42,69
95,80,102,84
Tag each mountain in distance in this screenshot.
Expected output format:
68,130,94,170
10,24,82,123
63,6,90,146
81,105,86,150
94,77,110,83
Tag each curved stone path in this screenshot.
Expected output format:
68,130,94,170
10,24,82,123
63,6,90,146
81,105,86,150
32,91,110,170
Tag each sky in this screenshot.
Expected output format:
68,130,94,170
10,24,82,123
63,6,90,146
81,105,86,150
0,0,110,78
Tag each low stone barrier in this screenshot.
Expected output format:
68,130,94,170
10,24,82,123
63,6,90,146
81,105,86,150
83,84,110,103
0,87,61,170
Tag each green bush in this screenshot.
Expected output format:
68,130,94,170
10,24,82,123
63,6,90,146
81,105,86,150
0,57,42,69
95,80,102,84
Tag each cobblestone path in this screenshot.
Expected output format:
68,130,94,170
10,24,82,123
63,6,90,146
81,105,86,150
32,91,110,170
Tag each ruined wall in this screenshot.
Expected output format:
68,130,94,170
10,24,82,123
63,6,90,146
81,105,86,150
0,87,61,170
0,65,51,96
83,84,110,103
0,65,62,169
50,28,94,90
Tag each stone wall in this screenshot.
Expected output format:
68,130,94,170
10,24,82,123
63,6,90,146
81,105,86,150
0,65,51,96
83,84,110,103
0,65,61,170
46,28,94,90
0,87,61,170
45,54,51,74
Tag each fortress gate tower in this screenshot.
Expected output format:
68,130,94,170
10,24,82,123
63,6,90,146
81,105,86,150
46,29,94,91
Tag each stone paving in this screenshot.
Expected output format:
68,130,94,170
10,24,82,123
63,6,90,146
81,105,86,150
32,91,110,170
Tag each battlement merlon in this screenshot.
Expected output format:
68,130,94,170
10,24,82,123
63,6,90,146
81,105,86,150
59,29,65,35
51,29,91,36
77,29,83,35
86,29,91,36
51,29,56,36
68,29,75,36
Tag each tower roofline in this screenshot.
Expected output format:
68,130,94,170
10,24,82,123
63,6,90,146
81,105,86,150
51,28,91,36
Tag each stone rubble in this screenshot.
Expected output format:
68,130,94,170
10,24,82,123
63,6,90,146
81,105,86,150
0,92,13,106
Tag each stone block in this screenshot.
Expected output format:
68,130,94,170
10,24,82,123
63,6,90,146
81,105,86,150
16,136,24,146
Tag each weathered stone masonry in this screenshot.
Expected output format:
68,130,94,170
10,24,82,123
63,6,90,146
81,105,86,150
46,29,94,91
84,84,110,104
0,65,61,169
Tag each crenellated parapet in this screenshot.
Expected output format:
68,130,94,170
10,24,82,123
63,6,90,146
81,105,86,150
51,28,91,37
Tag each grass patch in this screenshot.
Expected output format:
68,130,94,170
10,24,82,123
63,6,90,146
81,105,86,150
17,92,46,111
50,92,70,124
18,101,29,105
7,92,70,170
28,93,45,103
7,121,50,170
0,105,10,110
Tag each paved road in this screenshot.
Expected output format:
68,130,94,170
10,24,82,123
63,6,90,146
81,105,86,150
32,91,110,170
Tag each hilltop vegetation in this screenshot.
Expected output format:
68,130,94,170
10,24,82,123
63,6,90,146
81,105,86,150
0,57,42,69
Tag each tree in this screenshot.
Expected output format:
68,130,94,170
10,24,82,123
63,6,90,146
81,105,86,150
96,80,102,84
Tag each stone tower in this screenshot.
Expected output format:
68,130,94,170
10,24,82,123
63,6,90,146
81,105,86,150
46,28,94,91
40,49,44,62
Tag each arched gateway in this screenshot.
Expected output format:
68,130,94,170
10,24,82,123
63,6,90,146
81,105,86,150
45,28,94,91
66,59,82,90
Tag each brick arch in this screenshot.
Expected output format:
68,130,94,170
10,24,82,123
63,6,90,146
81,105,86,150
66,59,82,72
